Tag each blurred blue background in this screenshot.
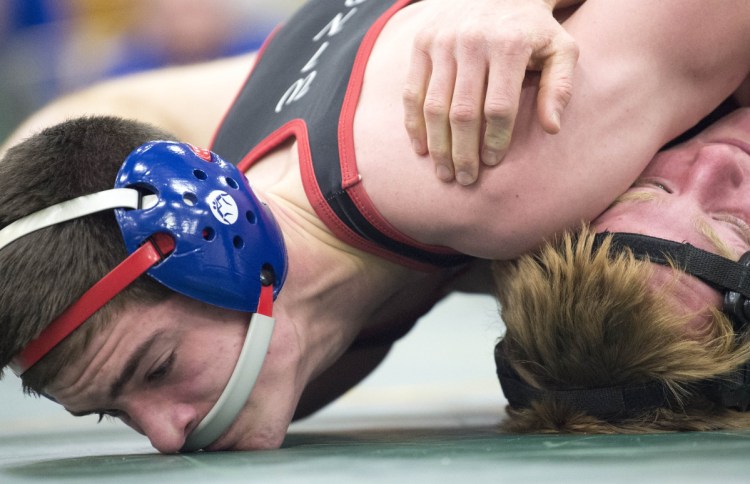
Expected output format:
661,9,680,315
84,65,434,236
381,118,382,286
0,0,304,142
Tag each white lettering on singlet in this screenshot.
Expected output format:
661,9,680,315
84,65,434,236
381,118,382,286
312,9,357,42
275,71,317,112
301,42,330,73
275,0,370,113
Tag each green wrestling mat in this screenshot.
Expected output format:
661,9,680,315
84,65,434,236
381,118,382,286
3,294,750,483
3,427,750,483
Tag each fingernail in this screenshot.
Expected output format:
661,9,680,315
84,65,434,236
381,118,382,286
456,171,474,186
551,110,561,131
412,139,423,154
482,149,499,166
436,165,453,181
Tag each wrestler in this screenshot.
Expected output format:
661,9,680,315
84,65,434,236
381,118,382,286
1,0,749,453
493,103,750,433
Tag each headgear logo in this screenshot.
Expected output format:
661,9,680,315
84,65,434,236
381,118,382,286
208,190,238,225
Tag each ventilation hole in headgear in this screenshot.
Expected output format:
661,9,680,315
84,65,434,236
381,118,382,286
202,227,216,241
193,169,207,180
260,263,276,286
127,183,159,210
225,177,239,189
246,210,256,224
233,236,245,249
183,192,198,206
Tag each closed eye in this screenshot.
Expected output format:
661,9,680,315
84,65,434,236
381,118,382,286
146,351,175,383
634,179,672,193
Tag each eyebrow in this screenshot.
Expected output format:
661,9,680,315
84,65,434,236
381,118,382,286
609,189,659,208
694,217,737,260
109,330,166,400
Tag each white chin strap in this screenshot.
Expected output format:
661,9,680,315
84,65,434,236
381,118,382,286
181,312,275,452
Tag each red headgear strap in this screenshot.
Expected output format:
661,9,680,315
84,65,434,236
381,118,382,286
9,233,176,376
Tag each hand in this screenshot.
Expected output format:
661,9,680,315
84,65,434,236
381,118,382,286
403,0,579,185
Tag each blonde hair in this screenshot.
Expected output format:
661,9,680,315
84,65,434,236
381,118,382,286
494,225,750,433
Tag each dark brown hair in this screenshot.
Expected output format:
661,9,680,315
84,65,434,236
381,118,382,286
0,116,174,392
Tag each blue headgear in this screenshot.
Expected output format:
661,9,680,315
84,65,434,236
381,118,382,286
115,141,287,311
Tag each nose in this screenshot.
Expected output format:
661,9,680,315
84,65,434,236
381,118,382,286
684,143,746,202
127,401,198,454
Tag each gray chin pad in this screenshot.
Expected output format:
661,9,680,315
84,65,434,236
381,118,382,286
181,313,275,452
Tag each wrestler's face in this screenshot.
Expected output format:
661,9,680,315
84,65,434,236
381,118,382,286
43,295,294,453
592,108,750,329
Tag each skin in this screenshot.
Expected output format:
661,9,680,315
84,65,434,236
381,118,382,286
403,0,582,184
47,190,455,452
592,108,750,331
412,4,750,187
13,0,750,453
48,297,252,453
359,0,750,260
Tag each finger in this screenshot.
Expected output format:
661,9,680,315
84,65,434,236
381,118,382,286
423,44,458,182
450,36,488,186
403,34,433,155
482,44,528,165
535,34,579,134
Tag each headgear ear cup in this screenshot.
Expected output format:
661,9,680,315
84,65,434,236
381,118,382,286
724,252,750,331
114,141,287,311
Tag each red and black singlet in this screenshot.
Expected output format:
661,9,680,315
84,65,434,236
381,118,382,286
211,0,471,270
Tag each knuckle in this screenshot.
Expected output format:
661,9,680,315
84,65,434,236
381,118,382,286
403,116,421,135
433,32,456,53
402,86,421,108
552,81,574,105
495,29,531,56
484,98,516,122
456,28,486,51
412,31,433,53
423,98,449,120
449,102,479,125
430,146,452,163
